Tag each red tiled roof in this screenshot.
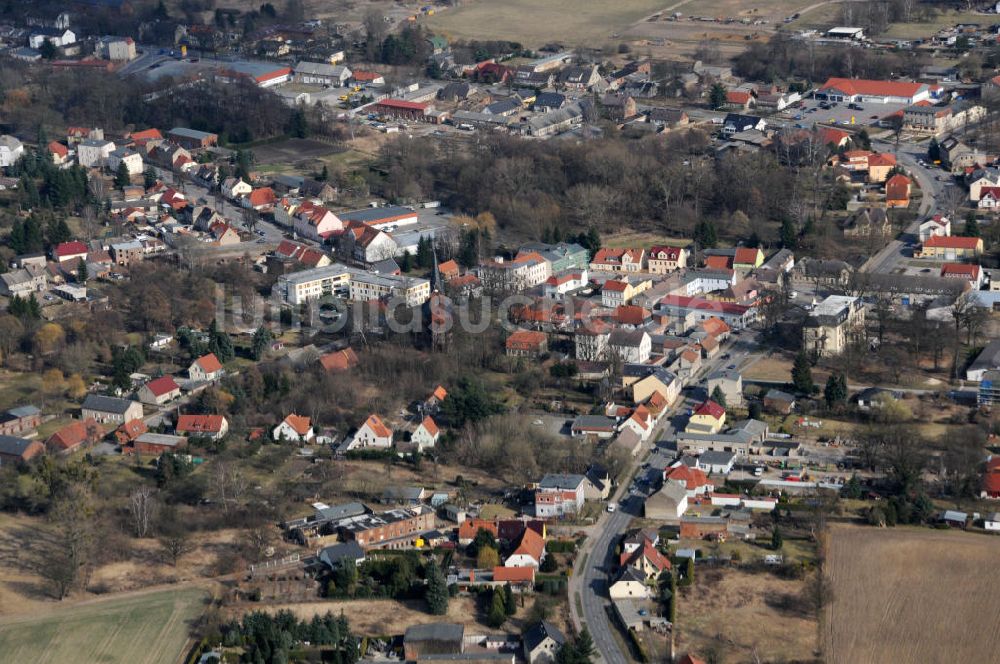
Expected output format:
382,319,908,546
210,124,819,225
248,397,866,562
282,413,312,436
666,464,711,490
867,152,897,167
603,280,629,292
940,263,980,279
46,418,104,452
458,518,498,541
130,128,162,145
694,399,725,419
176,414,226,434
377,98,428,112
506,329,547,349
363,414,392,438
431,385,447,401
48,141,68,157
492,566,534,582
248,187,276,207
615,305,650,326
726,90,751,104
924,235,981,249
195,353,223,373
352,71,382,81
733,247,760,265
54,241,88,258
419,416,439,436
438,259,460,278
649,246,682,261
704,255,732,270
819,77,927,99
818,127,850,146
115,418,147,444
511,527,545,562
144,375,180,397
319,348,359,372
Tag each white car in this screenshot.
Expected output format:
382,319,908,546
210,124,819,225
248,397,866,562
606,503,617,513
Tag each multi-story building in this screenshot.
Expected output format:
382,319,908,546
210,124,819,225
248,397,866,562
478,252,552,293
273,263,430,307
77,139,116,168
518,242,590,273
0,135,24,168
108,148,144,175
95,36,137,61
802,295,865,357
647,246,688,274
338,505,436,550
590,248,645,273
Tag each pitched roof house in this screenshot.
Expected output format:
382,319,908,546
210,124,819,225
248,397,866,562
188,353,224,382
46,418,105,455
137,375,181,405
176,414,229,440
351,414,393,449
273,413,314,442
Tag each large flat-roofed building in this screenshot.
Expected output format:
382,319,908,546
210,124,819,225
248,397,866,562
338,505,435,550
817,77,937,104
167,128,218,149
802,295,865,357
273,263,430,306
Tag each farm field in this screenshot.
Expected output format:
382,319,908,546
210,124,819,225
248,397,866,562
824,524,1000,664
424,0,668,47
0,586,206,664
674,567,818,663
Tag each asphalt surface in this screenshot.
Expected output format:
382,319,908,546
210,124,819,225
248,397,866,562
569,330,761,663
861,138,947,274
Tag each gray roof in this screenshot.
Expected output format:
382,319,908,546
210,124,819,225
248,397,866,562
404,623,464,644
82,393,136,414
523,621,566,652
615,566,647,584
765,389,795,402
699,450,735,466
572,415,616,430
968,340,1000,376
0,435,35,457
316,501,368,522
656,480,688,503
169,127,216,140
0,269,36,287
484,98,521,115
135,433,185,447
942,510,967,521
6,405,40,419
609,328,648,347
318,541,365,569
340,205,415,224
533,92,566,109
539,473,586,490
294,61,350,77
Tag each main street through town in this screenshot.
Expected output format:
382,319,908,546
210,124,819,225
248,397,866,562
568,331,761,663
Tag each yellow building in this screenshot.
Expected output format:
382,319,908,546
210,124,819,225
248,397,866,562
685,400,726,434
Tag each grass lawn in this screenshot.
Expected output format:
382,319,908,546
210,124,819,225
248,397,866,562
0,586,206,664
603,231,691,249
883,11,987,40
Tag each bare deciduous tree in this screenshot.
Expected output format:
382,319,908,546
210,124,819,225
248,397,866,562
127,485,157,538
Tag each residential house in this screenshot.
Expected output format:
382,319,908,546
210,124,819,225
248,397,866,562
53,241,88,263
137,375,181,405
619,541,671,582
763,389,796,415
48,141,69,165
0,436,44,466
221,177,253,200
318,348,359,373
77,139,116,168
706,369,743,407
724,89,755,111
571,414,617,440
590,248,645,273
188,353,224,382
631,367,681,406
523,622,566,664
609,329,651,363
506,329,548,357
504,528,546,568
45,418,105,455
352,414,393,449
722,113,766,136
647,246,688,274
410,416,440,451
583,464,612,501
941,263,983,289
293,201,343,242
647,107,689,128
558,64,602,90
403,624,465,661
867,153,897,183
245,187,277,211
294,61,351,86
802,295,865,357
81,394,144,425
609,568,651,600
699,450,736,475
885,174,911,208
0,269,46,297
686,400,726,434
273,413,314,442
108,148,143,176
535,474,586,518
175,414,229,440
28,27,76,49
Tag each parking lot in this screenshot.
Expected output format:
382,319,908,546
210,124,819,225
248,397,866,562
779,97,911,130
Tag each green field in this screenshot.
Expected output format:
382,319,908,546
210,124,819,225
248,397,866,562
0,587,206,664
424,0,668,47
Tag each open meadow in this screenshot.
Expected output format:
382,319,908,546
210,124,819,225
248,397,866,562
824,525,1000,664
0,586,206,664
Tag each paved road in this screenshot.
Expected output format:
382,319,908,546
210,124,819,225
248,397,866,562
568,330,761,663
860,139,947,274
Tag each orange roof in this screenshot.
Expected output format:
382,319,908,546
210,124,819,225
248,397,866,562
195,353,223,373
924,235,981,249
701,317,731,337
459,518,498,541
666,465,710,490
352,70,382,81
819,77,927,99
176,414,226,434
645,390,669,415
818,127,850,146
726,90,751,104
48,141,68,157
492,566,535,583
431,385,447,401
704,255,732,270
319,348,359,372
438,259,460,277
941,263,980,279
283,413,312,436
363,414,392,438
115,418,147,444
506,329,547,348
615,305,650,326
419,416,440,436
47,418,104,452
603,280,629,292
867,152,896,167
248,187,276,207
511,527,545,562
733,247,760,265
130,128,163,145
